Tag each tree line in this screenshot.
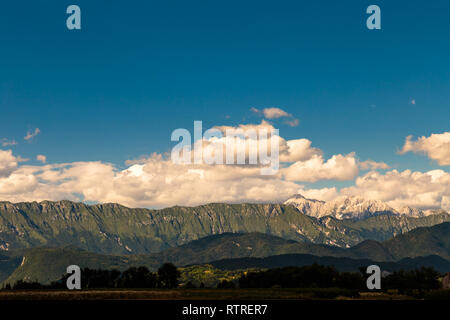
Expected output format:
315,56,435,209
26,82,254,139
2,263,445,295
238,264,443,295
3,263,180,290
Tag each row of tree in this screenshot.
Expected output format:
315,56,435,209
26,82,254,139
3,263,444,294
383,268,442,294
239,264,365,289
4,263,180,290
238,264,443,294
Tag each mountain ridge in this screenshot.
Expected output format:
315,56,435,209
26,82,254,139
0,200,449,255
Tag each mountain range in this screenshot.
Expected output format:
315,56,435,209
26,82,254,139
0,196,449,285
0,199,449,255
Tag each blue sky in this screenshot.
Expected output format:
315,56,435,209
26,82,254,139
0,1,449,208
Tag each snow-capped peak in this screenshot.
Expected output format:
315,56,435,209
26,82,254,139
284,194,440,220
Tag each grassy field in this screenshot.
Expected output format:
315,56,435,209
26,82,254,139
0,288,416,300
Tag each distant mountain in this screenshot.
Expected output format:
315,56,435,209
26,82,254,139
2,222,450,285
161,223,450,263
0,200,449,254
381,222,450,260
284,194,446,220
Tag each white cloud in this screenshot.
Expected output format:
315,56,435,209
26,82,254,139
282,153,360,183
251,107,299,127
36,155,47,163
301,169,450,211
0,122,396,209
262,107,291,119
0,158,301,208
210,121,319,165
340,169,450,211
24,128,41,141
359,160,390,170
1,151,446,211
400,132,450,166
279,139,322,163
0,150,19,178
296,186,338,202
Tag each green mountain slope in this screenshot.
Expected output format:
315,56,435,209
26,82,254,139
3,223,450,285
381,222,450,260
1,201,448,254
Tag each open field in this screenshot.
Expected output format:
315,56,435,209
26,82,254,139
0,289,417,300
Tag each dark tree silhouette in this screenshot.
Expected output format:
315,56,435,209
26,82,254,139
217,280,236,289
158,263,180,288
383,267,441,295
119,266,158,288
239,264,368,290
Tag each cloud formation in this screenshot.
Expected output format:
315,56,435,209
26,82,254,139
300,169,450,212
251,107,299,127
1,124,448,211
262,107,291,119
341,169,450,211
282,153,359,183
400,132,450,166
0,150,19,178
0,158,301,208
359,160,390,170
0,120,384,208
36,155,47,163
24,128,41,141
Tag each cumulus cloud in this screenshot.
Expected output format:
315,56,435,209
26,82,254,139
251,107,299,127
296,186,338,202
36,155,47,163
0,158,301,208
209,122,321,164
340,169,450,211
279,139,322,163
359,160,390,170
1,151,446,211
262,107,291,119
24,128,41,141
0,122,396,209
299,169,450,212
0,150,19,178
281,153,360,183
400,132,450,166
